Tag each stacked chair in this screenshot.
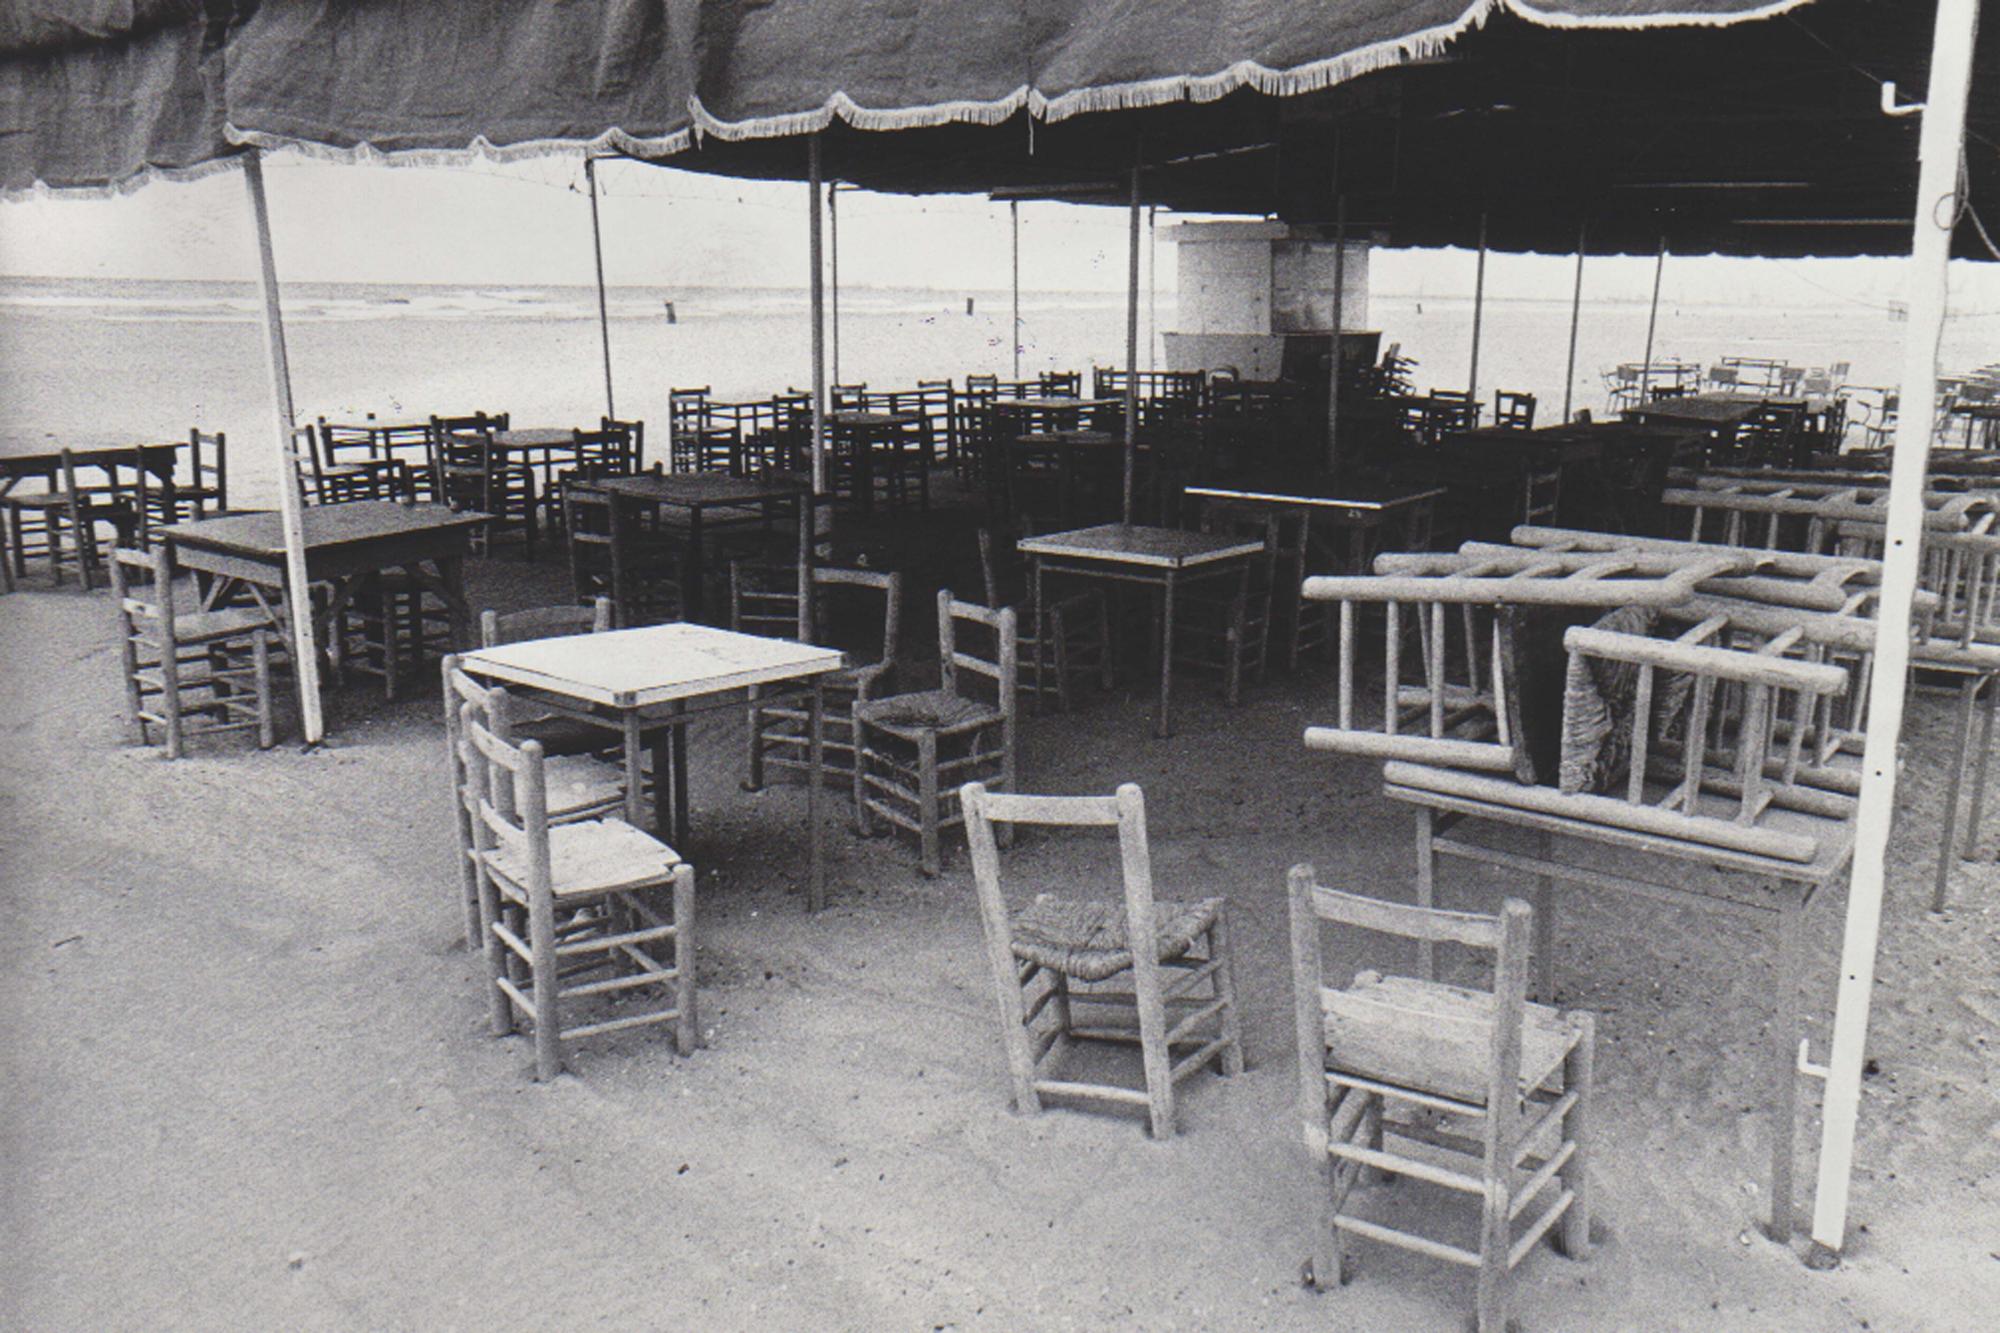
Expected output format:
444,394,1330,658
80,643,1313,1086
109,544,278,757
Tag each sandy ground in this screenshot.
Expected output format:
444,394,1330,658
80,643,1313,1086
3,553,1998,1332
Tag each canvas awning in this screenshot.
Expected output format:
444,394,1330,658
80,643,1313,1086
6,1,1994,259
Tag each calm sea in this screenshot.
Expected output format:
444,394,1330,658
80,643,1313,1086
0,274,1980,506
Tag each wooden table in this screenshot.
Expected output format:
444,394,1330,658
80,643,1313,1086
458,622,846,910
0,440,182,494
598,472,814,624
1007,430,1126,526
828,411,925,514
1183,478,1446,572
1018,523,1265,737
1383,775,1856,1241
161,502,489,726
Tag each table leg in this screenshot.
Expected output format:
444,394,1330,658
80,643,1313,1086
687,506,706,624
1156,570,1177,738
1533,829,1556,1003
809,681,826,912
672,701,691,846
436,554,470,649
1030,556,1047,717
1415,808,1436,981
1967,673,1999,863
1932,674,1980,913
1766,887,1803,1242
623,712,648,829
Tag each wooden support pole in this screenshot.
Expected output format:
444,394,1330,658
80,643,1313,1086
585,156,616,420
808,135,827,498
829,182,841,385
1467,211,1488,405
1638,238,1667,405
1123,160,1141,528
1147,204,1159,374
1010,199,1022,381
1328,194,1347,472
241,150,324,745
1562,223,1586,423
1810,0,1983,1265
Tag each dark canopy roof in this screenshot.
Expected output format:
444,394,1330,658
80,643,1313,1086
4,1,1993,259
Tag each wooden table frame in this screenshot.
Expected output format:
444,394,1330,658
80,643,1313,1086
600,473,814,625
1019,523,1264,738
458,624,845,910
1184,481,1446,573
1386,783,1855,1242
161,502,489,728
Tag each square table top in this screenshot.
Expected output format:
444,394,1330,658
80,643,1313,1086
828,411,919,428
990,396,1120,411
160,501,489,558
1626,394,1827,427
459,622,845,709
484,427,581,448
1018,522,1264,569
1184,478,1446,513
601,472,808,508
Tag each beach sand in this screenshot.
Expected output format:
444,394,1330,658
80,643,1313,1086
3,547,1997,1330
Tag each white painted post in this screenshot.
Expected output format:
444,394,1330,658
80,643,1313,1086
1809,0,1983,1265
1328,194,1347,472
1147,204,1158,374
1467,211,1488,407
1562,223,1586,423
808,135,827,498
241,151,324,745
1122,164,1141,527
1638,238,1667,404
829,182,841,385
1010,199,1021,381
585,156,616,419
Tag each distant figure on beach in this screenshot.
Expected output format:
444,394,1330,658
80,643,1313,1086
966,297,975,316
663,300,677,324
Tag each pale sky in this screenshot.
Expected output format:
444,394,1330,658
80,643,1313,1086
1,152,1995,316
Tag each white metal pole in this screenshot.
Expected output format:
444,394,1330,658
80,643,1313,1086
1810,0,1982,1265
241,151,324,745
829,183,841,385
1147,204,1158,374
1562,223,1586,423
1010,200,1021,381
585,156,616,419
1328,194,1347,473
1467,212,1488,407
808,136,827,498
1638,238,1667,404
1122,164,1141,527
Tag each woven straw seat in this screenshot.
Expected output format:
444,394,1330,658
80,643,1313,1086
540,754,629,822
1011,892,1226,983
171,606,279,645
483,818,681,901
853,688,1001,734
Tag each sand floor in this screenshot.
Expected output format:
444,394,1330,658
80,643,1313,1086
3,555,1998,1331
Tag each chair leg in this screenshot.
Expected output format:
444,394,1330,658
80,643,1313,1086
744,693,766,792
1209,914,1246,1076
1475,1164,1514,1333
159,626,184,761
917,728,941,876
1134,965,1175,1140
253,629,274,748
1964,673,1999,862
481,878,514,1037
852,722,873,836
1555,1014,1595,1259
529,895,563,1080
117,626,145,745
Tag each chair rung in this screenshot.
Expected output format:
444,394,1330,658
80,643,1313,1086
1030,1021,1065,1061
1165,997,1228,1044
562,1006,685,1041
1332,1215,1480,1268
560,967,676,1000
1328,1070,1483,1118
495,974,534,1015
1031,1077,1150,1107
1508,1191,1575,1270
493,921,531,962
1509,1140,1576,1221
1514,1089,1580,1165
1329,1140,1486,1196
1022,982,1061,1025
553,922,676,958
1162,955,1223,998
1168,1036,1232,1083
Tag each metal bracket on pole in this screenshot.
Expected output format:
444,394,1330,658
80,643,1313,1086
1797,1038,1830,1083
1880,81,1925,117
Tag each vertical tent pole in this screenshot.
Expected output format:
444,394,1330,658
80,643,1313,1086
1467,211,1488,407
1147,204,1159,374
1010,200,1022,381
1327,194,1347,472
1122,162,1141,527
585,156,616,419
1562,223,1586,423
241,151,324,746
1811,0,1982,1264
1638,238,1667,404
829,183,841,385
809,135,828,499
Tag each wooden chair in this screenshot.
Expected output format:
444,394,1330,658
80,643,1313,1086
109,545,275,758
736,562,902,788
853,592,1016,876
563,483,685,627
602,416,646,470
1522,464,1563,528
960,781,1243,1138
978,527,1110,710
177,428,229,518
1288,865,1593,1332
432,415,535,554
3,448,138,590
1171,509,1279,705
668,388,713,472
311,418,408,503
1039,370,1081,397
1493,390,1537,430
456,692,696,1080
543,426,638,535
334,570,455,701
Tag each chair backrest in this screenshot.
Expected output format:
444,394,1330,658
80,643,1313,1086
960,780,1159,993
669,389,711,435
939,590,1017,720
1040,370,1080,396
288,423,320,503
479,597,613,648
964,374,999,398
730,560,807,639
569,427,636,477
1494,390,1536,430
109,544,176,637
457,693,553,902
316,418,376,465
1522,465,1562,526
832,383,868,411
814,566,901,665
1287,863,1531,1118
187,428,227,511
601,417,645,469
